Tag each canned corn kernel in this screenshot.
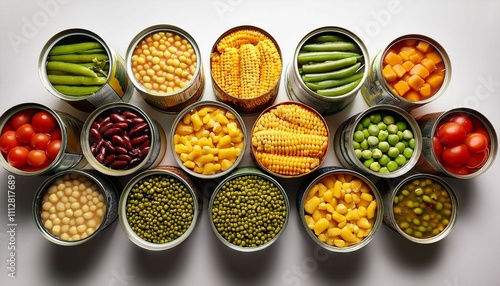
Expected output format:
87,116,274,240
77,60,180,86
126,24,205,113
414,107,497,179
286,26,369,115
39,28,134,113
0,103,86,176
361,34,451,110
119,167,201,251
33,169,119,246
297,167,383,252
210,25,283,115
379,173,458,244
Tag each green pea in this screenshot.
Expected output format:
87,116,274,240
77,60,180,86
387,124,398,134
414,207,423,215
379,167,389,174
363,129,370,139
370,113,382,124
372,148,383,159
360,139,369,150
395,154,407,166
388,134,400,146
414,188,424,196
353,130,365,142
355,149,363,159
387,161,398,171
409,138,416,149
388,147,400,158
403,147,414,159
362,149,373,159
383,115,395,125
361,117,371,128
363,158,374,168
403,129,413,140
395,142,406,153
401,189,410,196
378,141,390,153
379,154,390,166
413,218,421,225
377,121,387,131
396,121,407,131
397,130,404,140
355,123,364,131
368,125,380,136
367,136,379,146
352,141,361,149
378,130,388,141
370,161,381,172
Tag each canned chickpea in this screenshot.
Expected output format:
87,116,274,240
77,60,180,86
39,28,134,113
33,169,119,246
126,24,204,113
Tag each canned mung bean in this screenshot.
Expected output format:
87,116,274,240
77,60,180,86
209,167,289,252
285,26,369,115
380,173,458,244
361,34,451,110
297,167,383,252
334,104,422,178
81,102,166,176
119,167,201,251
0,103,86,176
414,107,497,179
171,100,246,179
126,24,204,113
210,25,282,115
39,28,133,113
33,169,119,246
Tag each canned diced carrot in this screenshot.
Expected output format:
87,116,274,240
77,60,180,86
392,64,407,78
427,74,444,89
425,51,442,64
421,58,437,72
394,80,410,96
384,51,403,66
419,83,432,97
402,61,415,72
409,64,430,79
408,74,425,91
409,53,422,64
416,40,431,53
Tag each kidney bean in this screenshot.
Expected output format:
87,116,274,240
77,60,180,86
131,117,146,124
100,122,113,134
140,146,150,158
103,154,115,165
110,160,128,169
91,121,100,130
123,110,139,118
96,153,105,163
110,113,126,123
129,158,142,167
90,128,101,142
100,116,111,126
129,122,148,138
139,139,150,151
104,127,122,138
112,135,127,148
117,154,132,161
123,136,132,150
115,146,128,154
131,135,149,146
103,140,116,153
114,122,129,130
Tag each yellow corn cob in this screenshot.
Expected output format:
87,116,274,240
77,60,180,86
220,47,240,98
211,52,223,89
255,152,321,176
252,130,328,157
216,29,267,52
240,43,261,98
253,107,328,137
257,39,282,93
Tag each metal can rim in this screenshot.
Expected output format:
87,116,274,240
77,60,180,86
118,168,200,251
208,167,290,252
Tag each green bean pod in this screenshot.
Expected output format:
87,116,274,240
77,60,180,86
48,74,107,86
297,51,362,65
48,42,104,56
76,48,107,54
52,85,102,96
302,56,358,74
302,62,361,82
308,34,347,43
48,53,108,63
46,61,98,78
316,78,362,97
300,42,359,52
305,72,364,91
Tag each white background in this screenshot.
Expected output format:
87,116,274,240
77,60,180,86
1,0,500,285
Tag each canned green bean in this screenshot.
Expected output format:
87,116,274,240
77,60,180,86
0,103,86,176
380,173,458,244
285,26,369,115
39,28,133,113
126,24,204,113
210,25,282,115
80,102,166,176
360,34,451,110
297,167,383,252
208,167,289,252
33,169,119,246
119,167,201,251
414,107,497,179
334,104,422,178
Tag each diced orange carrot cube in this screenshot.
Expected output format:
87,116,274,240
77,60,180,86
392,64,407,78
409,53,422,64
410,64,430,79
382,65,397,83
401,46,416,56
404,39,418,46
394,80,410,96
399,51,409,61
384,51,403,66
408,74,425,91
416,41,431,53
419,83,432,97
426,51,442,64
402,61,415,71
421,58,437,72
404,90,421,101
426,74,444,89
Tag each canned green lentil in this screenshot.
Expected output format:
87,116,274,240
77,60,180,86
414,107,497,179
126,24,204,113
360,34,451,110
285,26,369,115
80,102,166,176
210,25,282,115
380,173,458,244
39,28,133,113
171,100,246,179
209,167,289,252
0,103,86,176
334,104,422,178
119,167,201,251
297,167,383,252
33,169,119,246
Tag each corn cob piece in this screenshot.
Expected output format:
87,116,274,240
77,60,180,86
255,152,321,176
240,43,261,98
257,39,282,94
216,29,268,52
252,130,328,157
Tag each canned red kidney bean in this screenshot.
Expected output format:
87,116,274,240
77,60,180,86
89,108,150,170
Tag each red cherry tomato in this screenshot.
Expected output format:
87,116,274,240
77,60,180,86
32,111,58,133
433,136,443,157
7,146,29,168
436,122,467,146
9,110,34,130
15,123,36,143
0,130,19,154
31,133,51,150
473,128,490,145
46,139,62,159
465,148,489,169
50,128,62,140
449,113,473,133
443,164,470,176
464,132,489,153
27,149,48,167
442,144,470,167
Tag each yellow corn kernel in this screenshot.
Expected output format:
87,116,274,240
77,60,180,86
351,193,360,204
344,193,353,204
217,135,232,148
340,226,358,243
360,192,374,202
314,218,329,235
215,113,229,125
187,145,202,161
325,203,334,213
336,203,347,215
333,239,346,247
357,206,367,217
305,215,315,230
304,196,320,214
357,217,372,229
173,134,181,144
306,185,319,200
321,176,335,189
227,122,240,137
328,198,337,210
333,180,342,199
346,209,360,221
218,147,238,160
327,227,342,237
332,211,346,223
183,160,195,169
202,163,216,175
323,190,333,203
325,213,332,221
325,238,335,246
356,228,367,238
366,201,377,219
220,159,232,171
318,233,327,242
194,153,215,167
174,144,189,154
176,124,194,136
318,202,327,211
179,153,189,163
190,113,203,131
336,173,346,183
312,209,325,222
350,179,363,192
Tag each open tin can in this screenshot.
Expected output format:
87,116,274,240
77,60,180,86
39,28,134,112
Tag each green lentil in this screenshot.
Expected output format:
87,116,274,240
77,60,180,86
126,174,195,244
211,175,287,248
